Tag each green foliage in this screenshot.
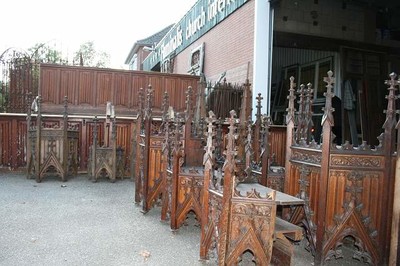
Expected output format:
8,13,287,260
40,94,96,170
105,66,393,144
24,41,110,68
73,41,110,68
28,43,68,64
0,80,8,112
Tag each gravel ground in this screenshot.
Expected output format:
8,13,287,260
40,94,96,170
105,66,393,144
0,170,366,266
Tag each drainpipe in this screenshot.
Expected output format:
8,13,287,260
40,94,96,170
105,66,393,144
252,0,274,118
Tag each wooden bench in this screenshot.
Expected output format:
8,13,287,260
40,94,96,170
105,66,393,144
200,111,304,265
134,87,167,213
27,96,79,182
283,71,398,265
273,217,303,265
160,88,205,230
87,113,125,182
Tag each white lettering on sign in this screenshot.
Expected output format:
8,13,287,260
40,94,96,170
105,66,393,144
158,0,242,61
208,0,235,21
161,25,183,60
186,7,206,40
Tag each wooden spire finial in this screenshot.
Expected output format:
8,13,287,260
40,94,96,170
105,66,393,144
203,111,216,167
185,86,193,121
286,76,297,125
321,70,335,127
383,72,399,131
145,85,154,120
223,110,237,173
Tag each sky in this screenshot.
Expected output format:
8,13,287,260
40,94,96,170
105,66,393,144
0,0,197,69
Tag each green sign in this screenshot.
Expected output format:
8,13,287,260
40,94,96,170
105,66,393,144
143,0,248,70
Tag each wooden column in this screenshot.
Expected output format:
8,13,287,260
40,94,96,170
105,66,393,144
134,88,144,204
218,110,237,265
170,115,183,230
62,96,68,181
386,72,400,265
35,96,42,183
141,85,153,213
199,111,216,259
284,76,296,193
315,71,335,265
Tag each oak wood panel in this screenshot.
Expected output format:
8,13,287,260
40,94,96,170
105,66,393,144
39,64,199,115
0,117,27,168
113,72,131,108
59,69,76,105
97,72,112,107
40,68,60,104
78,70,95,106
270,126,287,166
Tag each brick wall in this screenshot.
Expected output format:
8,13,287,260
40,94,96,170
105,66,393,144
174,0,255,85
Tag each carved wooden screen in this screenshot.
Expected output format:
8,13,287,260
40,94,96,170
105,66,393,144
27,96,79,182
284,72,397,265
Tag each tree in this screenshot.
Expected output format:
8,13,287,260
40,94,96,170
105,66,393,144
73,41,110,68
28,43,68,64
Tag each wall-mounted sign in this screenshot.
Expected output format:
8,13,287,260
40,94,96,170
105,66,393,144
143,0,248,71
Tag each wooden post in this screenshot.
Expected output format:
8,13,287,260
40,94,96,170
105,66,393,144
261,115,272,186
134,88,144,204
218,110,237,265
62,96,68,181
91,116,99,180
170,114,183,230
390,151,400,266
386,72,400,265
141,85,153,213
26,94,32,178
111,116,117,182
315,71,335,265
284,77,296,193
199,111,216,259
253,93,263,164
35,95,42,182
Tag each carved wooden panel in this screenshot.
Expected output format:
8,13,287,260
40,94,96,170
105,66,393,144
96,72,112,107
0,117,27,168
39,64,199,115
77,70,95,106
27,125,79,182
226,197,276,265
40,67,60,105
113,72,131,108
170,167,204,230
283,71,397,265
269,126,287,166
145,137,164,209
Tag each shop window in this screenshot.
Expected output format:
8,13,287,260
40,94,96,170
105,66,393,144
161,57,174,73
298,56,333,101
188,43,204,75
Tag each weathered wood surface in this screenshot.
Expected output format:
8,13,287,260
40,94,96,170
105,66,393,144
87,115,125,182
284,71,398,265
236,183,303,205
26,96,79,182
39,64,200,116
200,111,303,265
0,115,27,168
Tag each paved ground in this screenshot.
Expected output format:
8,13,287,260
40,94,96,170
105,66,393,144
0,170,367,266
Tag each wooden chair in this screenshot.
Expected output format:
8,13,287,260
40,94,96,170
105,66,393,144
27,96,79,182
199,110,278,265
283,71,398,265
160,87,205,230
134,86,167,213
87,112,125,182
200,110,305,265
245,97,286,192
160,80,254,231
